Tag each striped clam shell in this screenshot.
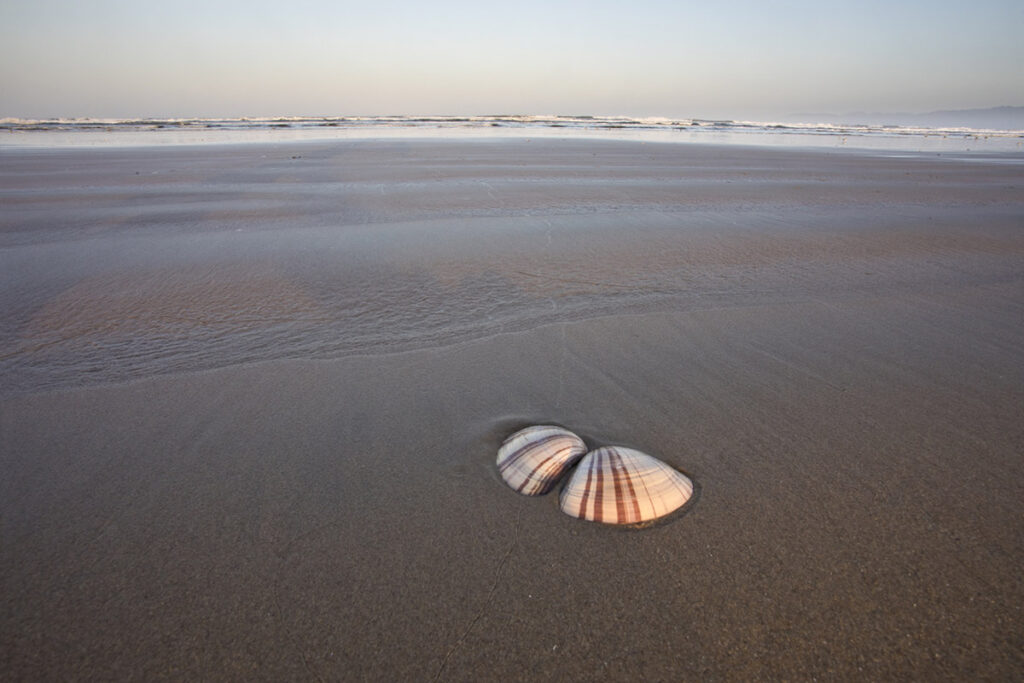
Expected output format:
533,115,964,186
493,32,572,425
559,446,693,525
497,425,587,496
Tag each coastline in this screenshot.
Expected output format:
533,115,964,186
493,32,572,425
2,138,1022,679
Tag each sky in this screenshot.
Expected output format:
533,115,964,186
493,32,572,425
1,0,1022,119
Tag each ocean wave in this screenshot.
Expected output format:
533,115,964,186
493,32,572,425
2,115,1022,153
3,114,1021,136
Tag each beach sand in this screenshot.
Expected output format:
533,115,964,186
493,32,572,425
2,139,1022,679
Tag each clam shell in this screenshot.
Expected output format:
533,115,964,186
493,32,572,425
559,446,693,524
497,425,588,496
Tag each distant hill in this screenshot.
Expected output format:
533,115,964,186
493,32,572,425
791,106,1024,130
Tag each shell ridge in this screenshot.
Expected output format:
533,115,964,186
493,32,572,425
662,460,693,505
593,449,605,523
656,466,677,517
676,473,693,500
630,450,663,520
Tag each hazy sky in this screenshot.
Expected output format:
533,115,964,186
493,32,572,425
2,0,1021,119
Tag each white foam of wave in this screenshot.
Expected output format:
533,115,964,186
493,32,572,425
2,115,1022,152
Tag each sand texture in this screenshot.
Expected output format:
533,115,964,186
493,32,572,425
2,139,1023,680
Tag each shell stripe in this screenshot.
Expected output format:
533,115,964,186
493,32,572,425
578,450,596,521
611,448,627,523
515,444,574,494
497,431,566,474
614,448,643,524
497,426,586,496
593,449,605,523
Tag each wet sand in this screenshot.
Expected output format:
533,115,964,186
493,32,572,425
2,139,1023,679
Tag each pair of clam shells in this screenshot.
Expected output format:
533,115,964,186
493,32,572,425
496,425,693,525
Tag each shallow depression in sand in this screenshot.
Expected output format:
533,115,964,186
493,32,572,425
2,139,1022,398
25,264,321,340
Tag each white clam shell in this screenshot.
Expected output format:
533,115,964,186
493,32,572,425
559,446,693,524
497,425,587,496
